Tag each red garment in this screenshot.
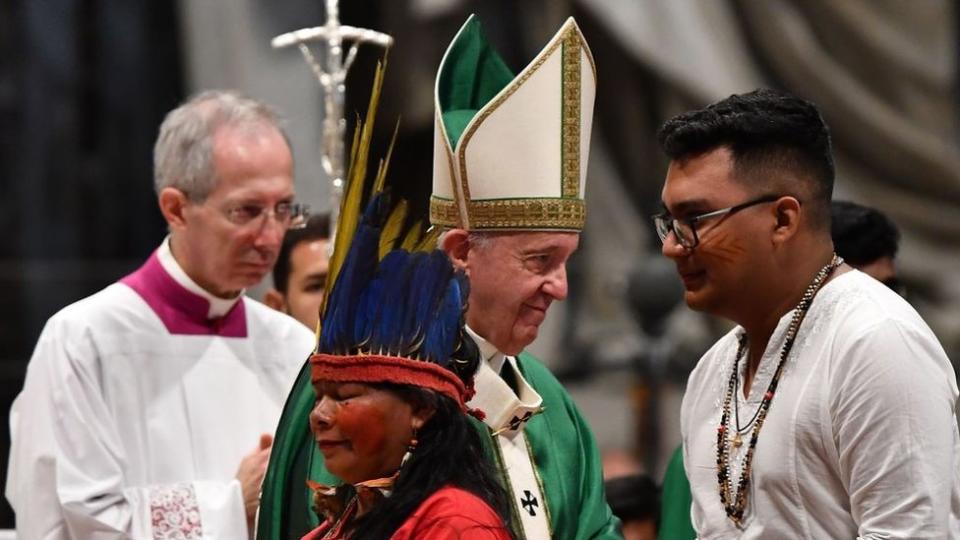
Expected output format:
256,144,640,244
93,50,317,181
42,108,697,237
302,486,510,540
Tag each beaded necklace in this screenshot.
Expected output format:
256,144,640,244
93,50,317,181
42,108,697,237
716,254,842,525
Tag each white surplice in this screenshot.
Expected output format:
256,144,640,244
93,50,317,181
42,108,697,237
6,240,315,539
682,270,960,539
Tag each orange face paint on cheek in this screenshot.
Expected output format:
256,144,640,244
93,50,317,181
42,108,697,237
336,401,388,456
698,231,746,265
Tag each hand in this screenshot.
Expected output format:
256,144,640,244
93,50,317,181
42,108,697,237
235,433,273,529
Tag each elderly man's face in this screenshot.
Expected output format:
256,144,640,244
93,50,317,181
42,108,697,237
462,231,579,355
180,124,294,297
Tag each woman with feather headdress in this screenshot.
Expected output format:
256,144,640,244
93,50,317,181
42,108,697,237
300,192,514,540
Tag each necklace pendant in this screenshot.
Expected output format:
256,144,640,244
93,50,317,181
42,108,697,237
732,432,743,447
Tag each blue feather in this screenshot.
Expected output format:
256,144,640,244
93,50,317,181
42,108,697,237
319,194,387,354
368,250,413,354
422,276,465,365
318,188,474,380
403,251,452,353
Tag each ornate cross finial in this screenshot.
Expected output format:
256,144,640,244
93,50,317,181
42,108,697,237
271,0,393,251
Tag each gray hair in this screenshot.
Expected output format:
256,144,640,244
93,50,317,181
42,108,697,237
436,229,495,251
153,90,290,201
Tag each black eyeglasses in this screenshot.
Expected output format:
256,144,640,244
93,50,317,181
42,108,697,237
653,194,782,249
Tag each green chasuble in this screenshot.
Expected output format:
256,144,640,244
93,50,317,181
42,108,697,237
658,446,696,540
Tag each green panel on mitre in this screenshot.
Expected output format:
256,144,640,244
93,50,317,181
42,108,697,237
438,15,515,149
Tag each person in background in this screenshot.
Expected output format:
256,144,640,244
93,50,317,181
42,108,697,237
601,449,642,480
604,474,660,540
6,91,315,538
830,200,901,293
264,214,331,330
656,88,959,538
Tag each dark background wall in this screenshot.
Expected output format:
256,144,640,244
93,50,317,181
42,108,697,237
0,1,184,527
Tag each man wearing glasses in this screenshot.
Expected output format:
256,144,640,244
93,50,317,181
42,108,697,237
656,89,959,538
6,91,315,538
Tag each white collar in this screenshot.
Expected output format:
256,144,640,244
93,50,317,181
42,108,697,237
465,325,507,374
469,356,544,435
157,236,243,319
464,326,543,435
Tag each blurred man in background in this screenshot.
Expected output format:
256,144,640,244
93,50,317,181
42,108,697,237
605,474,660,540
6,91,315,538
264,214,330,330
831,200,901,293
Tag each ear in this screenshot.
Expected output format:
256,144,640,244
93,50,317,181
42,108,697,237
410,402,437,431
263,288,287,312
158,187,191,230
440,229,471,271
771,196,802,245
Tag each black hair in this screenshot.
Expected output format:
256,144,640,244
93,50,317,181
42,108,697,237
831,200,900,266
604,473,660,530
272,214,330,293
347,386,515,539
657,88,835,230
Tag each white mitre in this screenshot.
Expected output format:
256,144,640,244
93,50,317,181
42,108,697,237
430,15,597,231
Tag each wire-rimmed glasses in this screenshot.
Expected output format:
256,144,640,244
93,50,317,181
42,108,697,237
222,201,311,230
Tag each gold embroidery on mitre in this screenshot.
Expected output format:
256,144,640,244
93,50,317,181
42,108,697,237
431,197,585,230
561,26,582,199
430,196,460,228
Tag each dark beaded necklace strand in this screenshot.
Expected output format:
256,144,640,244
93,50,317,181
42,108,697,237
716,254,842,525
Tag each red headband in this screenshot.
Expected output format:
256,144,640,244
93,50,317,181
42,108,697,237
310,353,470,411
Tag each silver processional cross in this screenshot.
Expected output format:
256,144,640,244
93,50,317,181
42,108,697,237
271,0,393,250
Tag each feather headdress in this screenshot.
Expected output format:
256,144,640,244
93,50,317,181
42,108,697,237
309,193,479,409
257,59,476,539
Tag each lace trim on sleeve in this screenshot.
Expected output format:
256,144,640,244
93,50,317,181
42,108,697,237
149,483,203,539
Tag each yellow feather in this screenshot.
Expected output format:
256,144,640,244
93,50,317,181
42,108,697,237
347,113,362,177
415,227,441,252
400,220,423,251
378,199,408,259
318,59,388,328
373,118,401,195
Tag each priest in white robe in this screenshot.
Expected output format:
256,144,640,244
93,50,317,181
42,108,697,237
6,91,315,539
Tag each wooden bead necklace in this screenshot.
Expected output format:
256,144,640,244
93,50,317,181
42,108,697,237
716,254,842,525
